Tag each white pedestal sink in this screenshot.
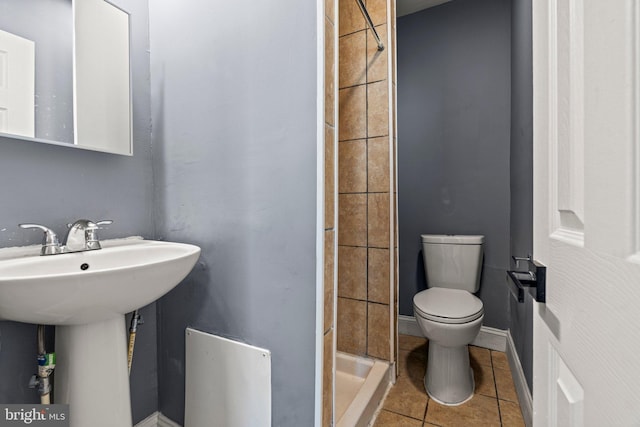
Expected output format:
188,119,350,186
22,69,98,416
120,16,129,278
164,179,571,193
0,238,201,427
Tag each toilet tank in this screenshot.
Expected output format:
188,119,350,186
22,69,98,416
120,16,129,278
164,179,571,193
421,234,484,293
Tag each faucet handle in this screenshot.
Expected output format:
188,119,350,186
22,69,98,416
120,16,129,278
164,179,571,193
67,219,113,229
19,224,62,255
64,219,114,251
85,220,113,249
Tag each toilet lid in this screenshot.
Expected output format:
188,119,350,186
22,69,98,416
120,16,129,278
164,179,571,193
413,288,484,324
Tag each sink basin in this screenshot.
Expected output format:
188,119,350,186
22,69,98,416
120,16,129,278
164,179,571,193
0,238,200,325
0,237,200,427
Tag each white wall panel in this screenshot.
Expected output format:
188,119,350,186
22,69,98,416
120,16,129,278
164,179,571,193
185,328,271,427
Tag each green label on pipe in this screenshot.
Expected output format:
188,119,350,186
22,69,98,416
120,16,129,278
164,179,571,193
37,353,56,367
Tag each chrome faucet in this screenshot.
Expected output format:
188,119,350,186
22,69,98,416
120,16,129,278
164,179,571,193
19,219,113,255
63,219,113,252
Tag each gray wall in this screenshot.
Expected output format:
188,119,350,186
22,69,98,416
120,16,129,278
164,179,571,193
509,0,534,393
0,0,158,422
149,1,319,425
397,0,512,329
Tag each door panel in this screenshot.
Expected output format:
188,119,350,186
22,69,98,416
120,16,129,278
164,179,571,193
583,0,638,258
533,0,640,425
0,29,34,138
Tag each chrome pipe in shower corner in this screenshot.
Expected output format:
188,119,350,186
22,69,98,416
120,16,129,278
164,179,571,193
355,0,385,51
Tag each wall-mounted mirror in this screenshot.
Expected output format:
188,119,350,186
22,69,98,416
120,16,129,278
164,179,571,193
0,0,132,155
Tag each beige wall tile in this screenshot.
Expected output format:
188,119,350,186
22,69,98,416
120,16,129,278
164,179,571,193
338,193,367,246
368,248,390,304
367,137,390,192
339,140,367,193
367,24,388,83
340,0,366,36
339,31,366,88
367,302,390,360
367,80,389,137
499,399,526,427
326,0,335,23
337,297,366,355
323,329,334,427
325,17,335,127
338,245,367,300
368,193,390,248
382,375,427,420
324,125,335,229
339,85,367,141
426,394,501,427
365,0,387,26
324,231,335,333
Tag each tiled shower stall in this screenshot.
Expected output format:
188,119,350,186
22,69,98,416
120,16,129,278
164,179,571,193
323,0,398,424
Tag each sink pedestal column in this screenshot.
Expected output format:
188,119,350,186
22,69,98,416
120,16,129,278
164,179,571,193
55,316,132,427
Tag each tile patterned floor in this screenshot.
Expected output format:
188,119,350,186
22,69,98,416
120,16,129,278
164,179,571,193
373,334,525,427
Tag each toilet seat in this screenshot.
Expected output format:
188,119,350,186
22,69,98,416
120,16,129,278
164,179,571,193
414,288,484,325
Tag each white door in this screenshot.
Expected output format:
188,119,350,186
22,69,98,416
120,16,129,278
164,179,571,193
533,1,640,426
0,29,34,137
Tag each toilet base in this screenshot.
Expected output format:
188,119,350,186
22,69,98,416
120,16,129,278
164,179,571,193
424,342,475,406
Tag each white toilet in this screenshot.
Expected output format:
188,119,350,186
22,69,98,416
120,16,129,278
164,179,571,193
413,234,485,405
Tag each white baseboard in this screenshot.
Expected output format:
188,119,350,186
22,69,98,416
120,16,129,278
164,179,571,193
135,412,182,427
398,315,507,352
158,414,182,427
506,331,533,427
471,326,507,352
135,413,158,427
398,314,422,336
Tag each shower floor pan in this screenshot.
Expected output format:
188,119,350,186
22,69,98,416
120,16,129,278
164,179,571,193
335,352,390,427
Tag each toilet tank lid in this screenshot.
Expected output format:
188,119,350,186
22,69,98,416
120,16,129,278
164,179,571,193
421,234,485,244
